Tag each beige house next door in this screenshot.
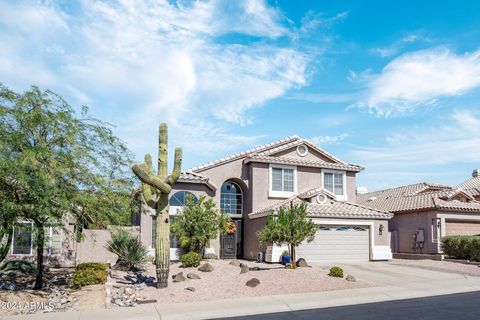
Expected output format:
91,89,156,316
297,225,370,262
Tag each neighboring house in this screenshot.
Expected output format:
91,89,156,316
358,171,480,257
134,135,393,263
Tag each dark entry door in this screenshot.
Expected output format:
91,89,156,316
220,233,236,259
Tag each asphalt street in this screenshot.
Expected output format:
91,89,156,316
216,291,480,320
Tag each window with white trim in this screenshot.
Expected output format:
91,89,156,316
12,222,33,255
44,226,62,255
271,167,295,192
323,172,345,196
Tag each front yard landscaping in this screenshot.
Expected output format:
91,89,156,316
109,259,373,306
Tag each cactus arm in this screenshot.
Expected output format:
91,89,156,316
158,123,168,179
168,147,182,185
132,164,172,194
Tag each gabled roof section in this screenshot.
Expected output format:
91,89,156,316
358,183,480,214
244,155,364,172
457,176,480,191
249,188,392,220
357,182,452,204
177,172,217,191
189,136,300,172
190,135,363,173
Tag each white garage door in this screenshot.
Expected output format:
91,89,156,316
297,225,370,262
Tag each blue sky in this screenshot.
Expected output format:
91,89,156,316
1,0,480,191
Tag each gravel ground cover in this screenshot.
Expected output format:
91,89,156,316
110,259,373,306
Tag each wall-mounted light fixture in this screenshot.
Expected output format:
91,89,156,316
437,219,442,228
379,224,385,235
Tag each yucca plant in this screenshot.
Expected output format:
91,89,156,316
106,229,149,271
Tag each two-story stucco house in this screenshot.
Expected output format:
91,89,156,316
135,135,393,263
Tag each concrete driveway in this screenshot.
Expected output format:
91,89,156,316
3,260,480,320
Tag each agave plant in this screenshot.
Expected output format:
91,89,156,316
106,229,149,271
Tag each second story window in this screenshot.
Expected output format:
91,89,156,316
323,172,345,196
269,165,296,197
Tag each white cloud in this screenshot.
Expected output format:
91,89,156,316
371,34,420,58
0,0,320,161
352,109,480,165
357,47,480,117
308,133,349,146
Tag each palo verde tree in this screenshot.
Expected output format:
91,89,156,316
131,123,182,288
257,202,318,268
172,195,230,255
0,84,134,289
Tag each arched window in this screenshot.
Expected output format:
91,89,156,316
220,181,242,214
169,191,197,207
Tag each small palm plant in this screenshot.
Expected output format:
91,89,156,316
106,229,149,271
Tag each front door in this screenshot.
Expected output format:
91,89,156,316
220,233,236,259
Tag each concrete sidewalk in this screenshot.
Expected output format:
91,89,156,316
3,262,480,320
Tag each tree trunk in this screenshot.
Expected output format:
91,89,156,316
290,244,296,269
34,223,45,290
155,193,170,288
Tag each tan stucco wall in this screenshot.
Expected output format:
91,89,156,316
275,147,336,162
388,211,439,254
243,216,267,260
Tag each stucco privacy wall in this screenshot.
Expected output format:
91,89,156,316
388,211,439,254
243,216,267,260
75,227,139,265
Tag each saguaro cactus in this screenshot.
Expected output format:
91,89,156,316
131,123,182,288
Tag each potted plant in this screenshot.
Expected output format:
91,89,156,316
281,250,291,265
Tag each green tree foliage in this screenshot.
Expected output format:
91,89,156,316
172,195,230,255
0,84,134,289
257,202,318,268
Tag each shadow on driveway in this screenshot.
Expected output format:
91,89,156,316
214,291,480,320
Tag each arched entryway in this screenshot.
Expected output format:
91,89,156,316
220,180,244,259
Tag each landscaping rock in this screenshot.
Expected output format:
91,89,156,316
229,260,241,267
187,273,201,279
173,273,186,282
198,263,214,272
346,275,356,282
185,287,196,292
0,282,16,291
124,287,134,295
245,278,260,288
172,272,184,280
240,263,249,274
296,258,308,268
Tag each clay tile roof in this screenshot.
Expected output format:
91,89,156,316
189,136,300,172
244,155,364,172
358,182,480,213
457,176,480,190
249,188,392,220
178,171,216,191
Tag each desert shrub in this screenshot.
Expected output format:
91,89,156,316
181,252,202,267
76,262,109,272
442,236,480,261
106,229,149,271
203,253,218,260
0,260,38,274
73,267,107,288
328,266,344,278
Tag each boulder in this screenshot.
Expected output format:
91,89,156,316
296,258,308,268
240,263,249,274
346,275,356,282
229,260,241,267
124,287,134,295
187,273,201,279
198,263,214,272
172,272,184,280
185,287,196,292
246,278,260,288
173,273,186,282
